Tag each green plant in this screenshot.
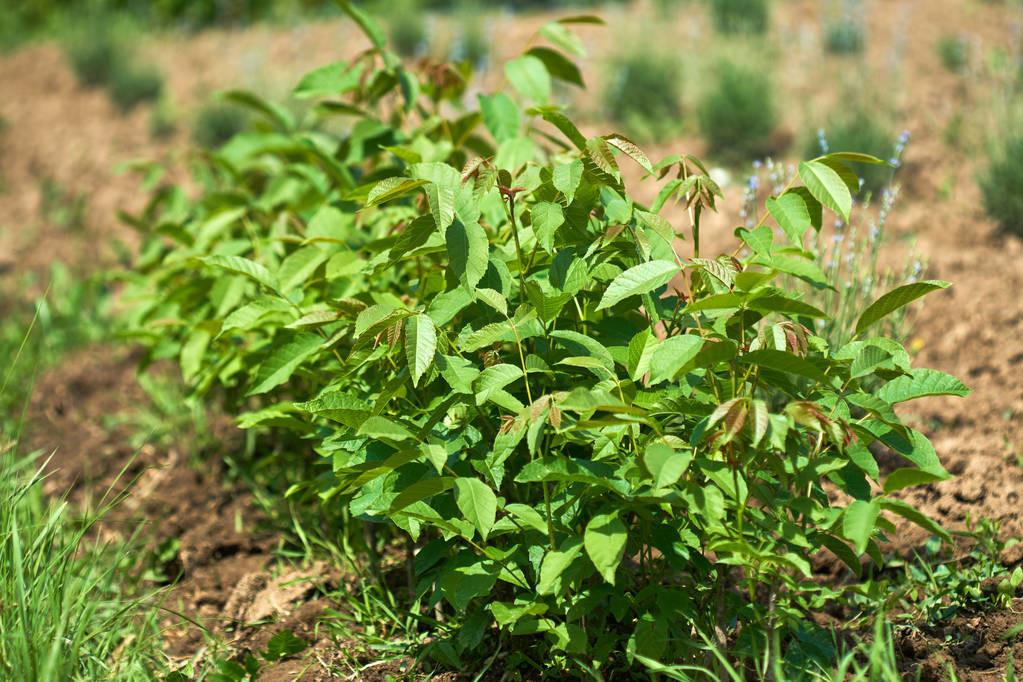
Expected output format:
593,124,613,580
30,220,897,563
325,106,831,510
824,20,865,55
125,5,967,676
807,109,899,195
192,102,248,149
824,1,866,56
698,60,778,162
603,50,683,141
109,63,164,112
708,0,769,35
980,131,1023,237
64,21,124,88
938,35,970,73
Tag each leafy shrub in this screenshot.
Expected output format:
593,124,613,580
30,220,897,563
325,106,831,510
125,5,966,676
64,22,124,87
603,50,683,140
807,109,899,195
698,60,778,162
191,102,247,149
708,0,769,35
824,19,865,55
109,64,164,112
937,34,970,73
980,132,1023,237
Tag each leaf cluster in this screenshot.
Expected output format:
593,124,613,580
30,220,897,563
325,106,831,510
123,4,967,674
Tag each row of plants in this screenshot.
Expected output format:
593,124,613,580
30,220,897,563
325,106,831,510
120,3,972,676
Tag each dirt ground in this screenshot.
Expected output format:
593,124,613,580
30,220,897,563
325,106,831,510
3,0,1023,678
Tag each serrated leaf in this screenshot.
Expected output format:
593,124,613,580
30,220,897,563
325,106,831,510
248,332,322,395
447,220,489,291
741,349,829,383
596,260,678,310
856,281,950,335
278,245,328,293
799,160,852,220
767,192,812,246
294,390,371,427
367,177,429,207
648,334,704,385
199,255,280,294
389,477,454,514
531,201,565,253
405,314,437,387
604,134,653,173
877,368,970,403
584,513,627,585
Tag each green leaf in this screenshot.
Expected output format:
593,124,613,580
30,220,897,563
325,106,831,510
334,0,387,51
479,93,520,143
405,314,437,388
293,60,364,99
740,349,829,383
648,335,704,385
823,151,885,165
248,332,322,395
604,134,654,173
454,478,498,541
767,192,812,246
389,477,454,514
553,160,585,200
411,162,461,230
642,443,692,488
262,630,307,662
584,513,627,585
540,21,586,57
531,202,565,253
447,220,489,291
596,260,678,310
367,177,429,207
221,90,294,132
537,538,583,595
799,160,852,220
505,54,551,104
879,498,950,542
748,294,828,319
294,390,371,428
843,499,880,555
359,415,415,442
855,281,951,334
530,107,587,151
525,47,584,88
199,255,279,294
877,368,970,404
883,469,948,494
278,245,328,294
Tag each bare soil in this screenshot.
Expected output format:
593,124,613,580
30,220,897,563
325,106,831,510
3,0,1023,678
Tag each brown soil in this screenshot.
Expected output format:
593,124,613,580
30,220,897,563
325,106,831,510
4,0,1023,678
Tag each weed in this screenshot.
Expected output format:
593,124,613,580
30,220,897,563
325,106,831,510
64,21,124,88
603,50,683,140
825,20,865,55
109,63,164,113
708,0,769,35
980,130,1023,237
39,176,88,231
698,60,779,162
192,102,248,149
938,35,970,73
